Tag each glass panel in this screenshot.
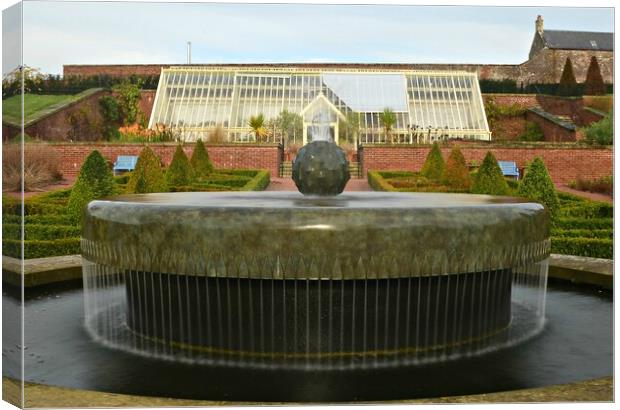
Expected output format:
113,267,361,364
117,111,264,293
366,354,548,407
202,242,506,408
322,73,408,112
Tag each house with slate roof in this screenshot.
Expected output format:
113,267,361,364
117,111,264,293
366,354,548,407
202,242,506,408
523,15,613,84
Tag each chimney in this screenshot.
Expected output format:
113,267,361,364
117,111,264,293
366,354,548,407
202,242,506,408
536,15,544,35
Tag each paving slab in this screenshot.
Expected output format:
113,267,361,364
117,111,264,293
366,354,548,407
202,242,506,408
549,253,613,289
2,376,612,407
2,254,82,288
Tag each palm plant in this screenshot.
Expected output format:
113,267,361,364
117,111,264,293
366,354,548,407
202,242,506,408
341,112,360,144
248,113,268,142
379,108,397,143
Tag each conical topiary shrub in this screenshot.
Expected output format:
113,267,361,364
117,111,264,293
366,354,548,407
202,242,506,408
67,150,116,223
190,139,214,178
126,146,168,193
420,142,445,181
584,56,606,96
471,151,509,195
518,157,560,220
557,57,579,97
441,147,471,190
166,144,194,187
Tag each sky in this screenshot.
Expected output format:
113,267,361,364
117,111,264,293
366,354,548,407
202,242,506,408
1,1,615,76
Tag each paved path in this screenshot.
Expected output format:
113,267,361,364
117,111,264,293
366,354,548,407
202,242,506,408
267,177,372,192
556,184,613,203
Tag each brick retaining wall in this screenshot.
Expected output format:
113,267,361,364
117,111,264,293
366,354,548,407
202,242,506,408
49,143,281,178
482,94,539,108
362,145,612,184
525,111,577,142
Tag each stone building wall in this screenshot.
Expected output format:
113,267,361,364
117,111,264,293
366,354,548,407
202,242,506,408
519,49,614,84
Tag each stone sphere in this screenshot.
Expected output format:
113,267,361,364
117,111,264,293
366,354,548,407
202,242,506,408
292,141,351,196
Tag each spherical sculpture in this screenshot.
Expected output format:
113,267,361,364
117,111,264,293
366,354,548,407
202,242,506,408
292,141,351,196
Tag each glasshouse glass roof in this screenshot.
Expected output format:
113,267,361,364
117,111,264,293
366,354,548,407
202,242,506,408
148,66,490,144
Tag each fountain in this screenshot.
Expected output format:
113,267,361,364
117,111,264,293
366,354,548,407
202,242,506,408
82,140,550,372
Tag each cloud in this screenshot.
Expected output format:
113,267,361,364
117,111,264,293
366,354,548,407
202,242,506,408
17,2,614,74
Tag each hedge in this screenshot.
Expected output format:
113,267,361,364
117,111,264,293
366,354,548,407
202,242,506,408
169,184,233,192
243,170,270,191
555,217,613,230
3,200,67,216
218,169,263,177
550,237,613,259
3,223,81,240
3,238,81,259
551,228,613,239
3,214,74,226
558,202,613,218
168,170,269,191
368,171,396,191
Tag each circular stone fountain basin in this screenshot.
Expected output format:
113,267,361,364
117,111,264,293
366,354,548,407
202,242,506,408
81,192,550,369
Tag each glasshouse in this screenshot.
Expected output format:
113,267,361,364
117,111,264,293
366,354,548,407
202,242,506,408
148,67,491,144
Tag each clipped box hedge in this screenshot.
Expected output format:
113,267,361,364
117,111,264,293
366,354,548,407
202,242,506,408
3,238,81,259
558,201,613,219
3,223,81,240
550,237,613,259
555,217,613,230
551,228,613,239
367,171,397,192
243,170,270,191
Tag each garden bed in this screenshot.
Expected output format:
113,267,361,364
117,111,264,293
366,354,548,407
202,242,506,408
368,171,613,259
2,169,270,259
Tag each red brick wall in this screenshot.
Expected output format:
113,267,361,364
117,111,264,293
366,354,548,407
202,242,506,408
579,108,605,126
362,145,612,184
482,94,539,108
64,64,166,77
489,116,527,141
525,111,577,142
48,143,281,178
63,63,521,81
139,90,156,120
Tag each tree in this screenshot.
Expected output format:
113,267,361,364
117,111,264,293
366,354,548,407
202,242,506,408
379,108,397,142
420,142,445,181
274,110,303,143
190,139,214,177
584,115,613,146
67,150,116,223
126,146,168,193
471,151,509,195
441,147,471,190
99,95,121,140
584,56,606,96
249,113,268,141
557,58,579,97
518,157,560,220
165,145,194,187
112,80,143,125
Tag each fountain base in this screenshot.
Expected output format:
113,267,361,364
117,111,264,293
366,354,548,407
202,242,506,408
82,192,549,369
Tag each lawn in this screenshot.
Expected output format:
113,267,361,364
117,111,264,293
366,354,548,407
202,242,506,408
2,169,270,259
2,90,100,126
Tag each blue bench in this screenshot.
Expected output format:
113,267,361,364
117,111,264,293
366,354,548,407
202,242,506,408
113,155,138,175
498,160,520,179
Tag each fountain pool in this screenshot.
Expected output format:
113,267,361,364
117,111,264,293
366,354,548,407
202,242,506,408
81,191,549,371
